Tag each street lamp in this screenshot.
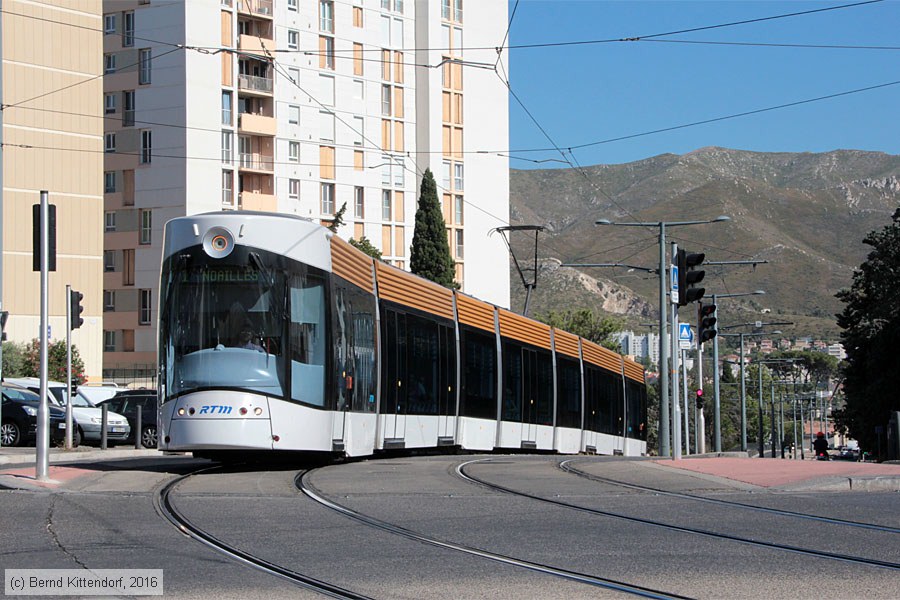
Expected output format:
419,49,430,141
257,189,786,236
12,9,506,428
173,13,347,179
595,215,730,458
719,321,791,454
709,290,766,453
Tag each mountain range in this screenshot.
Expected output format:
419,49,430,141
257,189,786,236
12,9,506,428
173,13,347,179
507,147,900,339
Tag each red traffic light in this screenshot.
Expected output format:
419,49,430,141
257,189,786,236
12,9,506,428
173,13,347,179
696,389,703,397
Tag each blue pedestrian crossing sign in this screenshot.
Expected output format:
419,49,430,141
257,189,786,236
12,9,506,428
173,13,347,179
678,323,693,342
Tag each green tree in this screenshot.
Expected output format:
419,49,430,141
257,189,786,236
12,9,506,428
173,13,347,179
1,341,27,378
349,236,383,260
533,308,623,351
327,202,347,233
835,208,900,455
21,339,86,385
410,169,456,288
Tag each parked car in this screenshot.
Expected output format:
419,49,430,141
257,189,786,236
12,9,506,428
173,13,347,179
97,390,158,449
4,377,130,445
76,383,121,406
833,445,860,461
1,384,67,447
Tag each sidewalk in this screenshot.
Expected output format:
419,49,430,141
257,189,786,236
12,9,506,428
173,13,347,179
654,455,900,491
0,445,163,468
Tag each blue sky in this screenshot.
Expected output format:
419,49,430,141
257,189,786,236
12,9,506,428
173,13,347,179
503,0,899,168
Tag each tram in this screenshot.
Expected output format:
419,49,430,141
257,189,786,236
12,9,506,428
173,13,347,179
157,212,647,458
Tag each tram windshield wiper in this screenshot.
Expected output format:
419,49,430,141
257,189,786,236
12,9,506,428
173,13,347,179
248,251,274,289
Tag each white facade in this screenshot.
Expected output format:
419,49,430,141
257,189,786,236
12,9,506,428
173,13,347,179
103,0,510,376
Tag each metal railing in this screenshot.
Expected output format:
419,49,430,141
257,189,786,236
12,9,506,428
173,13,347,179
238,73,273,94
237,0,272,16
239,153,274,171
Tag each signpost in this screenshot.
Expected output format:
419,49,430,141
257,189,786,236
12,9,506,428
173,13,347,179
678,323,693,350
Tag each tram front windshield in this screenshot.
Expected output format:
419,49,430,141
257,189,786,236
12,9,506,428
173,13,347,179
160,251,327,406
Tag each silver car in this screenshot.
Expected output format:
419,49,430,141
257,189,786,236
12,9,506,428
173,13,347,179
4,378,130,445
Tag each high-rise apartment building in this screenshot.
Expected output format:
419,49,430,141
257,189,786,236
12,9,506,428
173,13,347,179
102,0,510,379
1,2,105,379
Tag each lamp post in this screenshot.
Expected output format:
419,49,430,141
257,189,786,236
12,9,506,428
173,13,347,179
709,290,766,453
595,215,729,458
754,358,800,458
719,321,791,454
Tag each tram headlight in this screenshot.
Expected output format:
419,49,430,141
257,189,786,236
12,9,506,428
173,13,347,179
254,407,263,416
202,227,235,259
177,408,185,416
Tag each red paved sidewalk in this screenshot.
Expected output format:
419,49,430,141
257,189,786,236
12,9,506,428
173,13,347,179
654,456,900,488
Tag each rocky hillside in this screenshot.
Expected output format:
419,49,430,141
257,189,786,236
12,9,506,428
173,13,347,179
508,147,900,337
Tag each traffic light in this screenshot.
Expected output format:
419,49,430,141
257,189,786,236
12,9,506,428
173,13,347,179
69,290,84,330
0,311,8,341
676,248,706,306
696,389,704,409
698,302,717,344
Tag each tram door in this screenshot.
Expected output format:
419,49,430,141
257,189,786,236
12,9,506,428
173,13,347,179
437,325,456,440
380,310,407,441
521,348,538,445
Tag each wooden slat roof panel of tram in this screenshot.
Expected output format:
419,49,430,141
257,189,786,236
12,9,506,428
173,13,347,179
455,292,496,332
374,260,454,320
330,236,375,293
497,308,552,351
553,329,581,359
623,358,646,383
581,339,624,373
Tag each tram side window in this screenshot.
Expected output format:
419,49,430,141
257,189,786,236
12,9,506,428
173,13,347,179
501,340,522,422
331,279,376,413
460,327,496,420
406,313,440,415
289,273,327,407
534,351,553,426
585,366,620,435
556,357,581,429
625,380,647,440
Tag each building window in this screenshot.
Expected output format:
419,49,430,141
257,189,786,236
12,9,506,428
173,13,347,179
104,250,115,272
105,93,116,114
455,229,464,259
123,90,135,126
122,11,134,47
140,209,152,244
222,91,232,125
140,129,152,164
381,0,390,9
455,195,464,225
319,1,334,32
454,163,464,190
454,0,463,23
288,104,300,124
287,29,299,50
222,170,233,204
289,179,300,200
352,116,364,146
442,160,451,188
354,187,364,218
104,291,115,312
381,189,392,221
222,131,232,163
288,141,300,162
320,74,335,106
138,49,151,84
381,156,391,186
353,79,364,101
139,289,152,324
393,158,404,187
104,331,116,352
321,183,335,214
105,211,116,232
123,249,135,286
104,14,116,34
320,36,335,69
104,171,116,193
381,84,391,116
319,111,335,142
104,53,116,74
288,0,298,10
105,133,116,153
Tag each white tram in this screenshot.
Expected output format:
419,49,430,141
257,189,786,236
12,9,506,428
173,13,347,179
158,212,647,458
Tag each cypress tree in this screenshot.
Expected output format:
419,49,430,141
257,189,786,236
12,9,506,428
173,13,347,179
410,168,457,288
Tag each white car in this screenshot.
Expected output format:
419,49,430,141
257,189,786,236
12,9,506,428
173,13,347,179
4,378,130,446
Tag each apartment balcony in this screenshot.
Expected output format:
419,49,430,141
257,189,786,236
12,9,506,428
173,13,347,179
237,0,273,18
239,191,277,212
238,34,273,57
238,112,276,137
239,152,274,173
238,73,273,96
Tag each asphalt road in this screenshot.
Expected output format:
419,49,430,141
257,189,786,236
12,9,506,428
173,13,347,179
1,454,898,599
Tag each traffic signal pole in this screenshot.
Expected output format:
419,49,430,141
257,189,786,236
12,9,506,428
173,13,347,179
670,242,682,460
697,333,706,454
36,191,50,481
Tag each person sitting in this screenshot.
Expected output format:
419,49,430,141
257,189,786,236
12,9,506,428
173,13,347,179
813,431,829,458
237,329,264,352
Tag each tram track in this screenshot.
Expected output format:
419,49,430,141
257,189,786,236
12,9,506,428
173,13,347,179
296,469,693,600
457,458,900,572
155,468,372,600
559,459,900,534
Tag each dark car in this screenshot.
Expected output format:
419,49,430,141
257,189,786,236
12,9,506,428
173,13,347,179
100,390,158,449
1,384,68,447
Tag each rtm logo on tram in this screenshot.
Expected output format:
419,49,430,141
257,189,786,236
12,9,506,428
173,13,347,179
199,405,232,415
